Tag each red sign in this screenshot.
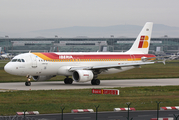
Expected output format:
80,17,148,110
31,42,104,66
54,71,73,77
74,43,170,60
103,89,119,95
92,89,119,95
92,89,102,94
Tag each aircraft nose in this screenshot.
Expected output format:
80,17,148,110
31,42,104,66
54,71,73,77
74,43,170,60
4,63,13,74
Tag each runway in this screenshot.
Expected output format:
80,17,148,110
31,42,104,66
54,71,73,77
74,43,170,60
0,78,179,91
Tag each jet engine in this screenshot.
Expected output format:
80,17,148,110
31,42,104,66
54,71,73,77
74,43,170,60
32,75,55,81
72,70,94,82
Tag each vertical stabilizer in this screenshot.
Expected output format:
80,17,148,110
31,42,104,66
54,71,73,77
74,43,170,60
126,22,153,54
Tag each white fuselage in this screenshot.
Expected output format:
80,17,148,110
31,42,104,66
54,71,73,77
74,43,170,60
4,52,155,77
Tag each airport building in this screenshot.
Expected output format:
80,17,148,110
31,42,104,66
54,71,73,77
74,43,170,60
0,37,179,55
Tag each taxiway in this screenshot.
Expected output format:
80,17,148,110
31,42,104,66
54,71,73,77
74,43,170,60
0,78,179,90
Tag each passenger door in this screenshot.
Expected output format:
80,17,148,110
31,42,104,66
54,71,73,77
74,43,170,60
30,54,37,68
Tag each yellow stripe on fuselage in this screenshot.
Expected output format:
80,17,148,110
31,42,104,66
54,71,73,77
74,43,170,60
33,53,51,60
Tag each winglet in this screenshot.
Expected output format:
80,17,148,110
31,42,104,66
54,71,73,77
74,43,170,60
162,59,166,65
155,59,166,65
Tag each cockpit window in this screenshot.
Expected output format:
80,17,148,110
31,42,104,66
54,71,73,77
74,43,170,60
21,59,25,62
11,59,17,62
17,59,21,62
11,59,25,62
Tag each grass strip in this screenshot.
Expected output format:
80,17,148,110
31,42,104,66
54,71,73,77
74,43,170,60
0,86,179,115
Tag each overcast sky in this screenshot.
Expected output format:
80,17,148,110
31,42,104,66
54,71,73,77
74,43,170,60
0,0,179,33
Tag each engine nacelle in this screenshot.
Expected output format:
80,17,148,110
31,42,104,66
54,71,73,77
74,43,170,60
32,75,55,81
72,70,94,82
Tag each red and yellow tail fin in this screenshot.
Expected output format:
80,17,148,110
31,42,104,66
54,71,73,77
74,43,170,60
126,22,153,54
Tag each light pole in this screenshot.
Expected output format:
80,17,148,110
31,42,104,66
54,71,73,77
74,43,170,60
23,110,27,120
126,102,133,120
111,35,114,52
98,41,101,52
173,114,179,120
60,106,65,120
95,105,100,120
156,101,161,120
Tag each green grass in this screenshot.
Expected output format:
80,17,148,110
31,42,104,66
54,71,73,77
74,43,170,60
0,86,179,115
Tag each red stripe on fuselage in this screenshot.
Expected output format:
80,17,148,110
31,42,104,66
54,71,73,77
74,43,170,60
39,53,155,60
70,54,155,59
41,53,59,59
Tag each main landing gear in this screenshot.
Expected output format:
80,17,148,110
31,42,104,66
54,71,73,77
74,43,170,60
91,79,100,85
64,77,73,84
91,73,100,85
25,75,31,86
63,77,100,85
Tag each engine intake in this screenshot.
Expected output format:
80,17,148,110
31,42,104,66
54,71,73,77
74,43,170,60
72,70,94,82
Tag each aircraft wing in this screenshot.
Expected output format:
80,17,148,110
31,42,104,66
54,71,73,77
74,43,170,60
69,62,154,71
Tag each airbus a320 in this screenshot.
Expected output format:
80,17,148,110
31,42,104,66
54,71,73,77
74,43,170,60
4,22,156,86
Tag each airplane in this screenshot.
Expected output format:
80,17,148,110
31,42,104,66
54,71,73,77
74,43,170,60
1,53,14,59
4,22,156,86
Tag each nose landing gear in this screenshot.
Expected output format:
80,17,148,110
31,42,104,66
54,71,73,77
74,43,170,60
25,75,31,86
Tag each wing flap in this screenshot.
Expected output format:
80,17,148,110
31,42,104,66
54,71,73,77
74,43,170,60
91,62,154,69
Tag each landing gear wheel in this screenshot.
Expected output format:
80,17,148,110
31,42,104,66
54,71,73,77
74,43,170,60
68,78,73,84
91,79,100,85
95,79,100,85
64,78,73,84
91,79,95,85
64,78,68,84
25,81,31,86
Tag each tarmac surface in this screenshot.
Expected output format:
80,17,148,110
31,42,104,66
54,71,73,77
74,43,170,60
0,78,179,91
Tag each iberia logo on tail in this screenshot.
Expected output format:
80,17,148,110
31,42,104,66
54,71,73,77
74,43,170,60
138,36,149,48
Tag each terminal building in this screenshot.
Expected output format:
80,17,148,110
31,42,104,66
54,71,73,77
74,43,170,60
0,37,179,55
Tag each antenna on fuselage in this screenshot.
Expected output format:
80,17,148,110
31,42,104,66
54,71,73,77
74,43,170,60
29,50,31,53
